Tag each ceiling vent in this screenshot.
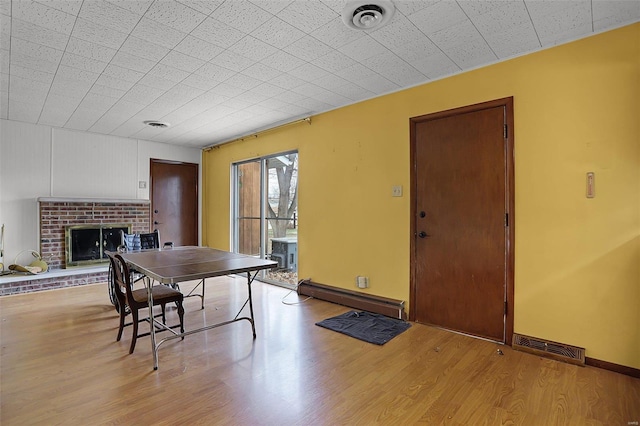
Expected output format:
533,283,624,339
143,120,170,129
342,1,395,30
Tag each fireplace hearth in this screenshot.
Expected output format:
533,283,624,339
65,224,131,268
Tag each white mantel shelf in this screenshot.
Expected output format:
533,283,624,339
38,197,150,204
0,265,109,285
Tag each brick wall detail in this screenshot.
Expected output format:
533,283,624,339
39,201,150,269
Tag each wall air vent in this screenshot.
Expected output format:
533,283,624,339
513,333,585,366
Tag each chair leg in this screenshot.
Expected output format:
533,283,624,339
116,304,126,341
129,308,139,354
161,303,167,324
178,301,185,340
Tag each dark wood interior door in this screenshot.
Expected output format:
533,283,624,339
150,159,198,247
410,99,514,343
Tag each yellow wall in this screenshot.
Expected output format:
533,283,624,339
203,24,640,369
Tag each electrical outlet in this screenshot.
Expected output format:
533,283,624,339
356,276,369,289
392,185,402,197
139,181,147,189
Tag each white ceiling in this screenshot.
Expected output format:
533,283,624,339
1,0,638,148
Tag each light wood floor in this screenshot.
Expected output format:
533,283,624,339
1,278,638,425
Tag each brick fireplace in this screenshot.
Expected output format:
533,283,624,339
0,198,150,296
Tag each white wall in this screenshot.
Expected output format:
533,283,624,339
0,119,201,265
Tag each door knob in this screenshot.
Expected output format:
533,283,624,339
418,231,429,238
154,221,161,225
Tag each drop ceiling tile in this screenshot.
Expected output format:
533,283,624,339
89,83,127,99
95,73,136,91
39,99,75,126
338,36,388,62
10,63,54,84
120,83,164,104
10,18,70,53
311,50,357,73
110,51,156,73
71,17,128,49
249,0,292,15
251,82,287,98
371,13,428,50
131,17,188,50
147,63,190,84
12,0,76,34
0,71,8,91
77,92,118,112
362,51,425,87
227,36,279,62
0,49,8,74
11,37,63,63
354,73,398,94
174,35,223,61
10,51,60,73
145,0,208,32
36,0,83,15
9,98,44,122
177,0,223,15
212,50,254,72
241,63,282,82
191,17,245,49
120,36,169,62
333,82,375,102
224,73,262,91
291,82,326,97
410,51,460,80
394,0,440,16
89,114,128,134
408,1,467,35
526,0,592,46
0,14,9,50
468,2,533,35
250,17,305,49
484,25,542,58
160,83,205,105
209,82,245,98
287,62,331,83
310,17,365,49
268,72,306,90
335,62,378,83
49,78,93,98
60,51,108,74
107,0,154,15
65,37,117,62
1,0,11,16
233,90,270,106
311,90,352,107
194,62,235,82
56,64,100,84
593,0,640,31
429,20,496,68
278,1,336,32
102,64,144,84
213,0,273,33
160,50,205,73
9,75,51,99
283,35,333,62
260,50,306,72
182,73,220,91
276,90,306,104
0,92,7,119
78,0,140,33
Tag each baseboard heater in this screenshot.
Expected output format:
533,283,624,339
512,333,585,366
297,280,406,319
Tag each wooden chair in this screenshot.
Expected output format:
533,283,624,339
108,253,185,354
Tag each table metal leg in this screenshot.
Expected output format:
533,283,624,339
247,271,256,338
146,277,158,370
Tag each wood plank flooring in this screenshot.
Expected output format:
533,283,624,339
1,278,639,425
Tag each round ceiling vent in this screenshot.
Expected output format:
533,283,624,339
342,1,395,30
143,120,170,129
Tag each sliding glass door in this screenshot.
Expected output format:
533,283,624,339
233,152,298,288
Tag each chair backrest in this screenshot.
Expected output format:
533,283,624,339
106,252,128,310
120,230,160,251
111,253,140,309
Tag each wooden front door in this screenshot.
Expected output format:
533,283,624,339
410,98,514,344
150,159,198,247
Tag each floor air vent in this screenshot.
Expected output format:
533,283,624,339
513,333,585,366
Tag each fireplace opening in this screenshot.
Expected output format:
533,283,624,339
65,224,132,268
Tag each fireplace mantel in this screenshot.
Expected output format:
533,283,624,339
38,197,150,204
